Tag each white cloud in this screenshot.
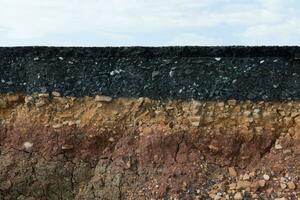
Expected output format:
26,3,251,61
165,33,221,46
0,0,299,46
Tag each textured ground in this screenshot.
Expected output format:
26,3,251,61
0,94,299,199
0,47,300,199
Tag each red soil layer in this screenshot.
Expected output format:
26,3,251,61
0,94,299,199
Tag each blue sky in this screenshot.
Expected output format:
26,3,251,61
0,0,299,46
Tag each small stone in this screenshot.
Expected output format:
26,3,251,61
280,183,287,189
23,142,33,152
35,99,46,107
25,96,34,105
61,144,74,150
217,102,225,107
229,183,237,190
95,95,112,102
6,95,20,103
228,167,237,177
228,99,237,106
53,124,63,129
243,110,251,116
52,91,61,97
152,71,160,79
253,108,260,114
38,93,49,98
208,144,219,151
0,99,7,108
236,181,251,189
287,181,296,190
191,121,200,127
108,137,115,142
215,57,221,61
263,174,270,181
257,180,266,188
275,142,283,150
0,180,11,190
234,192,243,200
243,173,250,180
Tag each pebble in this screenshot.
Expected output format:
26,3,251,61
95,95,112,102
6,95,20,103
35,99,46,107
243,173,250,180
228,99,237,106
61,144,74,150
52,91,61,97
275,142,283,150
0,99,7,108
23,142,33,152
233,192,243,200
53,124,63,129
228,167,237,177
280,183,287,189
25,96,34,105
38,93,49,98
287,181,296,190
263,174,270,181
257,180,266,188
236,181,251,189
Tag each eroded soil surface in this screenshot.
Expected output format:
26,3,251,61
0,94,299,199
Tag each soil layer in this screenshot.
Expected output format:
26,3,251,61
0,94,299,199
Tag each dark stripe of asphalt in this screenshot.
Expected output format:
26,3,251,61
0,47,300,100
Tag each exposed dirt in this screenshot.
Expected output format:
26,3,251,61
0,94,299,199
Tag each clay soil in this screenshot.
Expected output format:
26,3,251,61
0,94,299,200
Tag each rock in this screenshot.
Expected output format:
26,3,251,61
263,174,270,181
228,99,237,106
242,173,250,180
233,192,243,200
236,181,251,189
23,142,33,152
0,99,7,108
61,144,74,150
108,137,115,142
25,96,34,105
229,183,237,190
35,99,46,107
280,183,287,189
0,180,11,190
287,181,296,190
95,95,112,102
53,124,63,129
38,93,49,98
6,95,20,103
257,180,266,188
228,167,237,177
275,141,283,150
52,91,61,97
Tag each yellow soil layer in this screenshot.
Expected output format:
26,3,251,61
0,94,300,141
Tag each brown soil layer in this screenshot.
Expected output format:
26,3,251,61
0,94,300,200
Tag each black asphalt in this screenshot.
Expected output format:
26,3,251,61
0,46,300,100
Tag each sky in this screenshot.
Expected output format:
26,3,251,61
0,0,299,46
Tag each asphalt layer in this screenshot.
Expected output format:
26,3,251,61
0,46,300,100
